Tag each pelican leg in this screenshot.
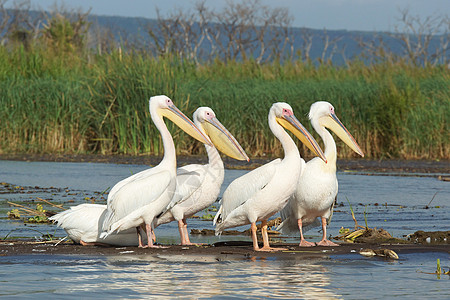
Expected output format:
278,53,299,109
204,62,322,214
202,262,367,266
145,223,168,248
298,219,315,247
181,218,200,246
182,219,191,244
178,219,188,245
250,222,260,251
152,227,156,243
316,217,339,246
137,226,145,248
259,220,287,252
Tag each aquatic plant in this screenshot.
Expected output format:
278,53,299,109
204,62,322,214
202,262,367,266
0,40,448,159
7,209,21,219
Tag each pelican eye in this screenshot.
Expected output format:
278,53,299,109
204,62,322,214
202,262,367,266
282,108,292,116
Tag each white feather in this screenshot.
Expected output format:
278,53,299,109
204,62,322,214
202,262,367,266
214,102,313,236
214,159,280,225
278,101,363,242
100,95,209,244
102,170,172,232
154,107,232,229
50,204,145,246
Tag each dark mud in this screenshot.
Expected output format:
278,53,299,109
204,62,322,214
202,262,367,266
1,153,449,174
0,240,448,259
408,231,450,244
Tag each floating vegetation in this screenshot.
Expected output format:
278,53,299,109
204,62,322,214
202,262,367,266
335,198,406,244
7,209,21,219
6,202,54,224
2,182,107,229
359,248,399,260
420,258,450,279
27,204,50,223
436,259,450,277
336,227,406,244
200,213,215,221
196,206,222,221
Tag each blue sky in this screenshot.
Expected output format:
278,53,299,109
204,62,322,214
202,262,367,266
16,0,450,32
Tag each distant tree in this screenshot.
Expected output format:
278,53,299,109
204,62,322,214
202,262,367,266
41,7,90,54
146,0,293,64
357,9,449,66
3,0,42,50
393,8,449,66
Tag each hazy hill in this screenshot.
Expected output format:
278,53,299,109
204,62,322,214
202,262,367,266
4,9,447,65
89,14,446,65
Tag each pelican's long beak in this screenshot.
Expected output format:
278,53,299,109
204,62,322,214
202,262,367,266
320,113,364,157
277,115,327,162
202,117,250,161
161,105,213,146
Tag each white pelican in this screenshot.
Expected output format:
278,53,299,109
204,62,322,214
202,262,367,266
100,95,212,248
213,102,326,251
49,204,145,246
153,107,249,245
277,101,364,247
50,107,247,247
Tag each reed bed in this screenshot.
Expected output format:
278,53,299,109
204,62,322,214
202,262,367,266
0,48,448,160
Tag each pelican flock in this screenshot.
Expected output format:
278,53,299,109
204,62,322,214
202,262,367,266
99,95,216,248
52,95,212,247
51,97,365,251
214,102,326,251
277,101,364,246
153,107,249,245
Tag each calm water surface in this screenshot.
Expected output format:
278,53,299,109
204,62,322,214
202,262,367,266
0,160,449,298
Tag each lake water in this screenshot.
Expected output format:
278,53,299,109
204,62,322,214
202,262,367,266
0,160,449,298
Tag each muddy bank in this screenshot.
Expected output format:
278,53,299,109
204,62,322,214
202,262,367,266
0,240,448,259
0,153,449,174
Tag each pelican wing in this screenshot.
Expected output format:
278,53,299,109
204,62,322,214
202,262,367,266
220,158,281,220
50,203,106,231
165,164,207,210
107,167,160,206
103,169,172,230
50,204,107,243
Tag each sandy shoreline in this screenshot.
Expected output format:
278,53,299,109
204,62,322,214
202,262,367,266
1,240,449,259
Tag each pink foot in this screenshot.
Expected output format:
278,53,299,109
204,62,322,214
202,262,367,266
80,240,109,247
256,246,288,252
316,239,339,246
180,242,205,246
299,240,316,247
139,244,169,249
151,245,170,249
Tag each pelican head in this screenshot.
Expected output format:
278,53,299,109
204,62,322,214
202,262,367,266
193,107,249,161
271,102,326,162
149,95,212,146
309,101,364,157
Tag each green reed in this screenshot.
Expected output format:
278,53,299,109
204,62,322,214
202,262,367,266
0,48,448,160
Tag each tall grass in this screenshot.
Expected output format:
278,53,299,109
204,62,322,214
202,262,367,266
0,48,448,160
